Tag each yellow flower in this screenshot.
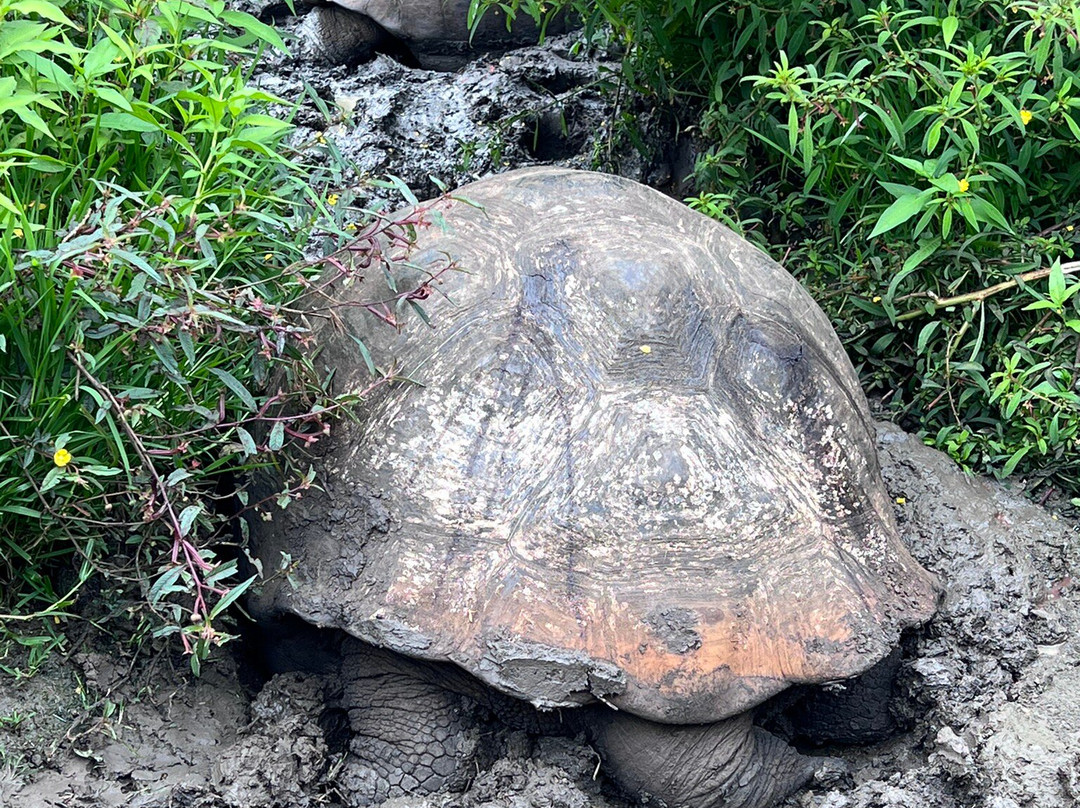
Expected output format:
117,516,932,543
345,222,358,231
958,178,970,193
1020,109,1033,125
872,295,882,303
13,227,23,238
327,193,340,206
316,133,327,145
1067,225,1075,232
895,496,907,505
53,448,72,467
639,345,652,354
264,252,273,261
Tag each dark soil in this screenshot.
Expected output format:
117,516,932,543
3,6,1078,807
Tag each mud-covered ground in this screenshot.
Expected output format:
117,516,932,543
3,7,1079,808
234,0,695,211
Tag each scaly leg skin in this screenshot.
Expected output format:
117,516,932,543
590,710,817,808
332,643,481,806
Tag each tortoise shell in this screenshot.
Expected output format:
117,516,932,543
253,168,939,724
319,0,557,45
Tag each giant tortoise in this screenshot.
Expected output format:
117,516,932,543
251,168,941,808
302,0,567,67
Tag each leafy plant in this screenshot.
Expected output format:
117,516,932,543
0,0,366,672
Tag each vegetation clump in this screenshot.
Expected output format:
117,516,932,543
0,0,393,671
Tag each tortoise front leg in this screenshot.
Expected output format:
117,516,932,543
589,710,816,808
333,643,482,804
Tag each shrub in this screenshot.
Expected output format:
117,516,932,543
0,0,352,672
476,0,1080,496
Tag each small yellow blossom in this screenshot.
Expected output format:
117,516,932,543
1020,109,1033,125
1067,225,1075,232
345,222,358,231
327,193,340,206
958,178,970,193
53,448,72,467
316,133,327,145
264,252,273,261
639,345,652,354
13,227,23,238
895,496,907,505
872,295,882,303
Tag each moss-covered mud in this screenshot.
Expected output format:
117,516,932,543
4,12,1078,807
4,424,1077,807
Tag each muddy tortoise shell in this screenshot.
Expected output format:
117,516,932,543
313,0,560,46
252,167,940,725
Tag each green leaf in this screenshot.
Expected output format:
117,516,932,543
968,197,1012,232
153,341,186,386
1000,445,1031,477
10,104,53,139
112,248,164,282
166,468,192,487
889,154,932,177
207,574,257,620
92,112,161,133
787,103,799,155
148,566,184,605
0,21,50,61
941,16,958,47
0,504,42,518
1064,114,1080,143
959,119,980,155
0,193,20,220
179,503,203,537
1004,389,1024,419
81,37,121,80
865,101,904,148
9,1,77,27
177,329,196,366
1022,299,1057,311
268,421,285,452
386,174,418,206
220,10,289,53
887,237,941,301
925,118,944,153
348,335,377,377
93,85,132,111
1048,261,1065,304
870,191,932,238
916,321,940,354
208,367,257,411
879,182,923,198
236,427,257,457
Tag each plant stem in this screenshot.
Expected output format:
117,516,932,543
67,351,214,622
892,260,1080,323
